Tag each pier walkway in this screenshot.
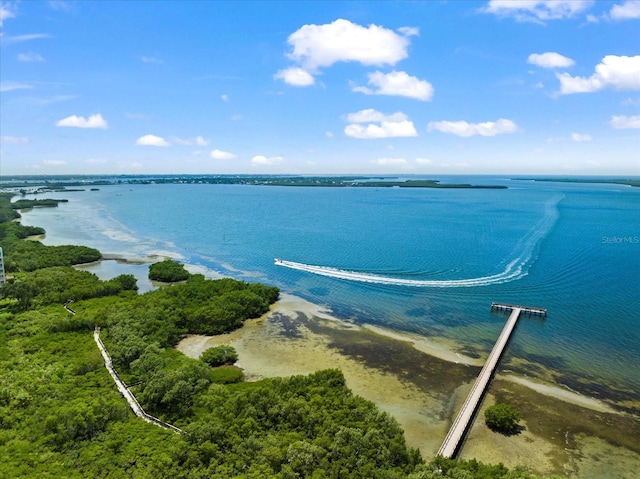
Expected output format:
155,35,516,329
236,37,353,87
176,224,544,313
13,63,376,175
438,303,545,458
94,326,182,434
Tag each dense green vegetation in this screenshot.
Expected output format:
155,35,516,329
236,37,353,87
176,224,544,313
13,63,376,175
484,403,523,434
0,191,556,478
149,258,191,282
200,345,239,366
0,193,101,272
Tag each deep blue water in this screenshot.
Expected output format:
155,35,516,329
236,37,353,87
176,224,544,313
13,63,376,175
21,177,640,406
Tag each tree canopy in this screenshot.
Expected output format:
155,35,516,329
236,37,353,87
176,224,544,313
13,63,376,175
149,259,191,282
484,403,523,434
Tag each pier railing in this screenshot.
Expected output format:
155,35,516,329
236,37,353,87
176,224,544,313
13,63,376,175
438,302,546,458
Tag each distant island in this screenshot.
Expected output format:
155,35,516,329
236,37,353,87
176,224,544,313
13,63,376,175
0,174,507,190
517,177,640,188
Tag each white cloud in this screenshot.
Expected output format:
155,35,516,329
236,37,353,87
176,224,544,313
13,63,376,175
416,158,433,165
610,1,640,20
0,81,33,92
1,136,29,144
172,136,209,146
141,56,163,64
610,115,640,129
622,97,640,106
274,67,315,87
557,55,640,94
428,118,518,137
483,0,593,22
344,109,417,139
136,134,170,147
3,33,52,45
86,158,107,165
56,113,108,129
345,109,408,123
0,4,16,26
352,71,434,101
210,149,237,160
325,131,334,138
285,19,412,71
527,52,575,69
345,121,417,139
17,52,44,62
48,1,75,12
373,157,408,166
221,94,229,102
571,133,592,142
43,159,67,166
251,155,283,165
397,26,419,37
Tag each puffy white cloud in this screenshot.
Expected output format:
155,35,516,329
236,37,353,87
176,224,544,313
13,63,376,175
428,119,518,137
345,121,417,139
56,113,108,129
210,149,237,160
483,0,593,21
0,81,33,92
43,160,67,166
136,134,170,147
345,109,408,123
610,1,640,20
557,55,640,94
352,71,434,101
285,19,412,71
17,52,44,62
527,52,575,69
274,67,315,87
372,158,408,166
1,136,29,144
172,136,209,146
610,115,640,129
344,109,417,139
221,94,229,102
571,133,592,142
251,155,283,165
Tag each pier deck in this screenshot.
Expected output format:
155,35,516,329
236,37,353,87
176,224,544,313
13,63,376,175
438,303,545,458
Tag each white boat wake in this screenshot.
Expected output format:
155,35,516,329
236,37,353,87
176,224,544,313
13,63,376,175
275,195,562,288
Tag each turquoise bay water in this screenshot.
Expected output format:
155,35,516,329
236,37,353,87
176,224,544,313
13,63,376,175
22,178,640,407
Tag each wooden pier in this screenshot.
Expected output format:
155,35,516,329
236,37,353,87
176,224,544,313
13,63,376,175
491,302,546,316
437,303,545,458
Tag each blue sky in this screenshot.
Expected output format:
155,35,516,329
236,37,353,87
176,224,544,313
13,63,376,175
1,0,639,176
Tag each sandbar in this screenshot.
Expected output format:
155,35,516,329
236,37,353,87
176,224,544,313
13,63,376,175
177,293,640,477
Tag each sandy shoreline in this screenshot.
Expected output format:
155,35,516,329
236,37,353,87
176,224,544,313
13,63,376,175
176,293,640,477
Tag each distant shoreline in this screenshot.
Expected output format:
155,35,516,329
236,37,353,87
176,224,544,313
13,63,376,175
1,174,508,190
516,177,640,187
